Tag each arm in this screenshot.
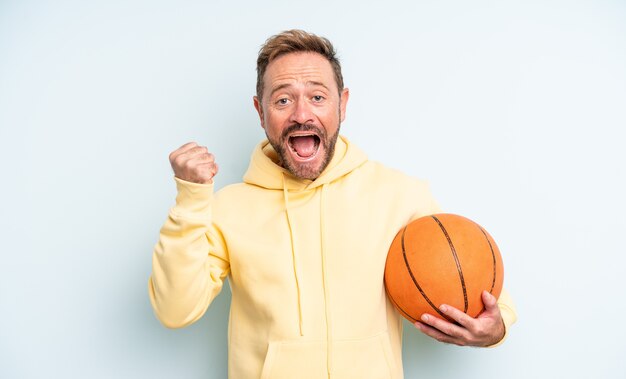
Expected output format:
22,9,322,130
408,181,518,347
148,142,229,328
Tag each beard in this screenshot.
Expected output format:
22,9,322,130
267,123,340,181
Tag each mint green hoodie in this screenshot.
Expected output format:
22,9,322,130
149,136,517,378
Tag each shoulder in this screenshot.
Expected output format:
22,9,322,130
355,160,430,190
353,161,440,215
214,182,250,195
212,181,280,211
213,182,260,203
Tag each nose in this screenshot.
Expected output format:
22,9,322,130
289,97,315,125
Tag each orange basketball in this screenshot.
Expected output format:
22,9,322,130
384,213,503,323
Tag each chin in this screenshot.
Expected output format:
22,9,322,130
285,159,324,180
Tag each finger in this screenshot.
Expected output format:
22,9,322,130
414,321,463,346
169,142,198,160
173,148,209,168
185,162,217,183
187,153,215,165
438,304,475,329
420,313,470,340
196,162,219,177
196,161,217,170
480,291,500,316
180,146,209,159
477,293,503,334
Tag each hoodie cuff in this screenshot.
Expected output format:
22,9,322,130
172,176,214,217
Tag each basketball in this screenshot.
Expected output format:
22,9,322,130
384,213,504,323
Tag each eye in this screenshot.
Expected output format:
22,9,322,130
312,95,324,102
276,98,290,106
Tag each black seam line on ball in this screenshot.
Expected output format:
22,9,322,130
479,226,497,294
401,225,448,320
431,215,469,313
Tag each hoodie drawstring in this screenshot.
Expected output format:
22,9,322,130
320,183,334,376
282,173,304,336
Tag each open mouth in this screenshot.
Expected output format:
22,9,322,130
287,133,321,161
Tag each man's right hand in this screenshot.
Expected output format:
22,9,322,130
169,142,218,184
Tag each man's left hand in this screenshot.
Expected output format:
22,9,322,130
413,290,505,347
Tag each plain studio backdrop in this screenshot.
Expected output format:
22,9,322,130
1,0,625,378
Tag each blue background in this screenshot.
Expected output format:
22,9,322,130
1,0,625,377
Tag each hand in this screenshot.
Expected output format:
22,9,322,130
169,142,218,184
413,291,505,347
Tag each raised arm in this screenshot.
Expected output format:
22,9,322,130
148,142,229,328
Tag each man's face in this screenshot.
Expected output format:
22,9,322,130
254,52,349,180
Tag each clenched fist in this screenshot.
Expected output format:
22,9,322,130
169,142,218,184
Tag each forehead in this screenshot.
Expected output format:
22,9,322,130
263,52,337,93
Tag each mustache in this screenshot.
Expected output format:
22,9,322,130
280,124,326,142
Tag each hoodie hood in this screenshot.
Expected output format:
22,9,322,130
243,135,368,190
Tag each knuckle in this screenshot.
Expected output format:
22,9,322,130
172,156,184,168
183,158,195,169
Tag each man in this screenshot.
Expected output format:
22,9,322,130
149,29,517,379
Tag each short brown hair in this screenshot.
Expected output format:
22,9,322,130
256,29,344,100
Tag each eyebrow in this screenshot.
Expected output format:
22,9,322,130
269,81,330,97
306,81,330,91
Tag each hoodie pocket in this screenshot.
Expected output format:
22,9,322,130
260,333,395,379
260,340,326,379
333,332,395,379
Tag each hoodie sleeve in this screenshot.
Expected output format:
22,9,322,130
407,179,443,220
148,177,230,329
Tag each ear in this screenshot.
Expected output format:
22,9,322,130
253,96,265,129
339,88,350,122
